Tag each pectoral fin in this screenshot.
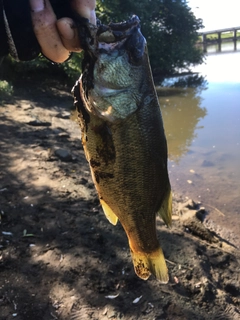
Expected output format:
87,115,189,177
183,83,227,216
100,199,118,225
158,186,172,227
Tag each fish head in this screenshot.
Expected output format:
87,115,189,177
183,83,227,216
80,16,152,122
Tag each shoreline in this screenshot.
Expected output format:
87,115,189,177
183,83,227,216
0,79,239,319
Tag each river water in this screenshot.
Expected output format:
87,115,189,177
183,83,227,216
159,49,240,243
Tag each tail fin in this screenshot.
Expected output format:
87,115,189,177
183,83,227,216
130,247,169,283
158,185,172,227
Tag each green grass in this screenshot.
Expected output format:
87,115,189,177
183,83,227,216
206,31,240,40
198,30,240,42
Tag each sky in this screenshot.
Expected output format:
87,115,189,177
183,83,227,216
187,0,240,31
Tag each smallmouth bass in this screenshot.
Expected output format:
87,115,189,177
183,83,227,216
73,16,172,282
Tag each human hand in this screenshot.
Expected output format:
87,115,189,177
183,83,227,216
29,0,96,63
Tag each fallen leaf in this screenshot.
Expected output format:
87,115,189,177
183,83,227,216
2,231,13,236
105,293,119,299
133,295,142,304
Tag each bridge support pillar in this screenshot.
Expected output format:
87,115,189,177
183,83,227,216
218,32,221,52
203,34,207,52
234,29,237,51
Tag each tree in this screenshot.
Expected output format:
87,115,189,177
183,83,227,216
96,0,204,75
2,1,204,81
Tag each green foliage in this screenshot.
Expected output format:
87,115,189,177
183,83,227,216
61,52,83,81
96,0,204,74
0,53,83,84
0,80,13,100
1,1,203,80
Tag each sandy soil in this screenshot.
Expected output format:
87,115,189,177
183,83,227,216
0,78,240,320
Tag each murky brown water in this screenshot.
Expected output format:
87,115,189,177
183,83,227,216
159,50,240,244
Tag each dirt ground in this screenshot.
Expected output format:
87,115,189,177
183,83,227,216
0,78,240,320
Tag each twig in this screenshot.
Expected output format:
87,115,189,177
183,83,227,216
165,258,192,270
50,312,58,320
204,203,225,216
165,258,177,266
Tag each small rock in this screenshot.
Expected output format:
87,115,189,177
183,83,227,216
58,132,70,139
87,183,95,189
55,149,72,162
57,111,71,119
80,177,88,185
107,308,117,318
183,199,197,210
196,207,206,222
27,119,51,127
202,160,214,167
23,104,34,110
52,128,62,134
102,307,108,316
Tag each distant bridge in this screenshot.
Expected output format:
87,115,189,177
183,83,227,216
198,26,240,52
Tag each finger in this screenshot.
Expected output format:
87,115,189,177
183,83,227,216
29,0,70,63
57,0,97,52
71,0,96,25
56,18,81,52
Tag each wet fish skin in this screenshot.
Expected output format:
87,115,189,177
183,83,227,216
73,16,172,282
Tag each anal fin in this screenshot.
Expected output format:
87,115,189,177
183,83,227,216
100,199,118,225
158,185,172,227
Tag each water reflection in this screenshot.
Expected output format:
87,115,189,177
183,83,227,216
206,40,240,54
157,75,207,162
160,53,240,244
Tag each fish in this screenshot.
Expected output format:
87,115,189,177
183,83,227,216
73,15,172,282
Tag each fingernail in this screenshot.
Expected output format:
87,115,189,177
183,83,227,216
29,0,45,12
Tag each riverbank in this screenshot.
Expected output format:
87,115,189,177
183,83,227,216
0,78,239,319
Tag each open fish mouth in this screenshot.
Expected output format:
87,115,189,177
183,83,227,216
76,15,146,122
